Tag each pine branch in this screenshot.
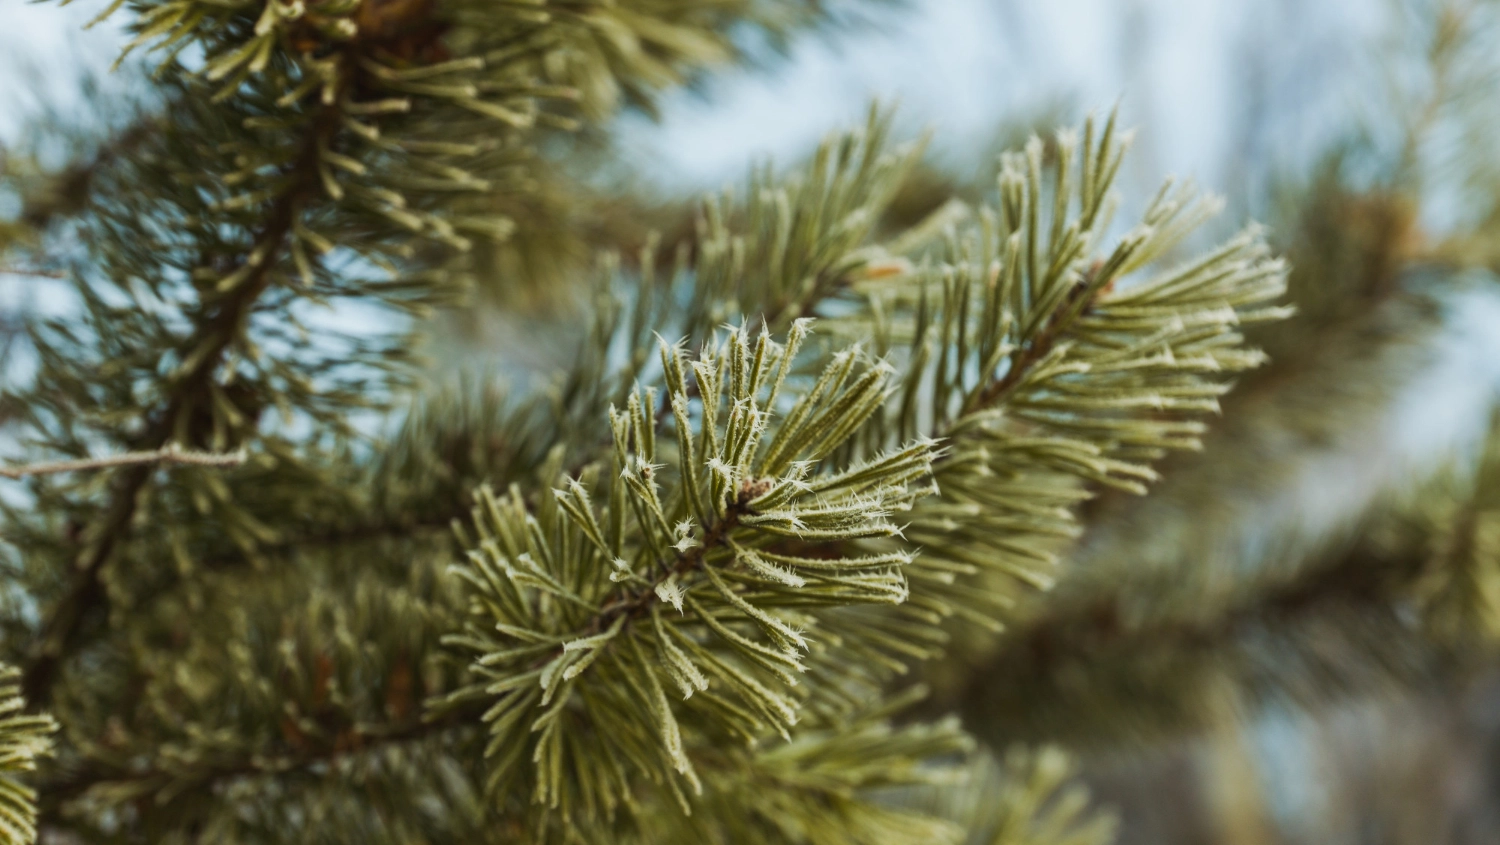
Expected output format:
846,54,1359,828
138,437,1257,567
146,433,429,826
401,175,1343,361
19,92,347,704
1000,223,1462,742
1071,162,1427,543
632,708,973,845
442,325,938,827
23,111,935,837
415,113,1288,836
16,30,929,845
813,115,1290,650
943,300,1494,752
962,265,1102,416
10,70,1290,839
130,111,922,589
574,498,751,640
16,0,650,708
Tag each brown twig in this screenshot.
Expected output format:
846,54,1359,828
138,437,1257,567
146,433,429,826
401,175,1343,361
0,267,65,279
963,264,1105,417
586,498,748,637
0,444,246,480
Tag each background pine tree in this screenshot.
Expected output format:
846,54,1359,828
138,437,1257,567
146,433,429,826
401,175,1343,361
0,0,1498,843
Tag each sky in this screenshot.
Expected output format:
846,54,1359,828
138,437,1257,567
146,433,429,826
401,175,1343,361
4,0,1380,195
0,2,126,137
619,0,1384,199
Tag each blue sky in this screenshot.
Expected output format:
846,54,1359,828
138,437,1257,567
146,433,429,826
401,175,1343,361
619,0,1382,200
1,2,125,137
5,0,1381,198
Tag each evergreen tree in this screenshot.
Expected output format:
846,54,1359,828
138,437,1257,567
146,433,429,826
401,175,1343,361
4,0,1495,843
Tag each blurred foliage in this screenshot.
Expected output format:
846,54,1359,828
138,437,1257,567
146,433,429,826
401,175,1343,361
902,2,1500,843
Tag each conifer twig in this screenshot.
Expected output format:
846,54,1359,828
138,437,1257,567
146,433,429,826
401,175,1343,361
0,444,247,480
0,267,65,279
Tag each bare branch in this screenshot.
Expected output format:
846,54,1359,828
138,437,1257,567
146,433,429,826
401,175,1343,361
0,444,247,480
0,267,65,279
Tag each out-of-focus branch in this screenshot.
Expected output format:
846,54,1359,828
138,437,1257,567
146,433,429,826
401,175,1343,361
944,531,1438,749
0,444,246,480
15,113,164,233
0,267,64,279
